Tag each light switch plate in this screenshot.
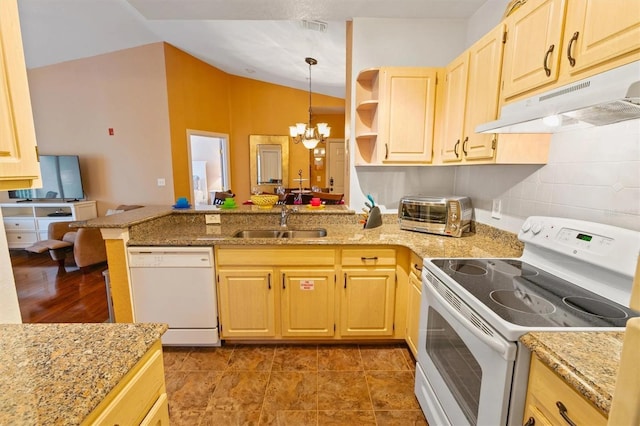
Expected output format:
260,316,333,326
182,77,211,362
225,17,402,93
205,214,221,224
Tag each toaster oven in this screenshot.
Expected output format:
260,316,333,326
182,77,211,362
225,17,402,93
398,195,472,237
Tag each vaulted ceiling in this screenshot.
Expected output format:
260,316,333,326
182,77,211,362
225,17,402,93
17,0,489,98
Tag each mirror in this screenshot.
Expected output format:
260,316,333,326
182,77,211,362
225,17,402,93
249,135,289,193
257,144,282,184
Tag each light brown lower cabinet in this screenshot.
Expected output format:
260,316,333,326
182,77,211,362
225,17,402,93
523,355,607,426
82,340,169,425
215,246,405,341
405,252,423,357
280,267,336,337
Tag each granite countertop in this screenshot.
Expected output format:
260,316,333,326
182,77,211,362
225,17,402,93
520,331,624,416
83,205,524,259
0,322,167,425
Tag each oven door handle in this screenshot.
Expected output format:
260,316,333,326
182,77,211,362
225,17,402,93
427,279,516,361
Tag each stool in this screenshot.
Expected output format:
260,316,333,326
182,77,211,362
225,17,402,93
25,239,74,273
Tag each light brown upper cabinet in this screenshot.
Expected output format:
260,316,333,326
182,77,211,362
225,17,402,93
501,0,566,101
354,67,439,165
0,0,41,190
440,25,505,164
501,0,640,102
560,0,640,80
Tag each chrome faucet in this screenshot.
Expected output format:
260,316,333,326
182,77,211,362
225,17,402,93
280,205,297,227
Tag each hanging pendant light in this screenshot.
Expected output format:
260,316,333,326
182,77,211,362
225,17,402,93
289,57,330,150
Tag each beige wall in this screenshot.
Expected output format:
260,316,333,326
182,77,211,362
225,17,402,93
24,43,174,214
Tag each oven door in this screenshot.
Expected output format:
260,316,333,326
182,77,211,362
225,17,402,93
416,269,517,426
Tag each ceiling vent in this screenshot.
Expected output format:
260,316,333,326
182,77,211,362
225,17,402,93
301,20,328,33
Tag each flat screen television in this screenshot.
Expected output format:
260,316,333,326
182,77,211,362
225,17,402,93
8,155,86,202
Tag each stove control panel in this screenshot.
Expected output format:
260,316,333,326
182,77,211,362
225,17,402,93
519,216,640,278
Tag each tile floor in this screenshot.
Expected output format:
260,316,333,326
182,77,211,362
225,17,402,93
163,343,428,425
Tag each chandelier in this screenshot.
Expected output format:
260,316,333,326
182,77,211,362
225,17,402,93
289,57,330,150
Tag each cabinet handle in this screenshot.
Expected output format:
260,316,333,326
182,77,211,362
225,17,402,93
268,273,271,289
385,143,389,160
556,401,577,426
505,0,527,17
413,263,422,273
566,31,579,67
282,273,286,289
344,273,347,289
523,417,535,426
361,256,378,262
543,44,555,77
454,140,460,158
462,136,469,156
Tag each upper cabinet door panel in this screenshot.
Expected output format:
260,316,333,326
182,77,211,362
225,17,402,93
501,0,566,100
440,53,469,163
380,68,437,163
562,0,640,78
0,0,41,189
463,24,505,161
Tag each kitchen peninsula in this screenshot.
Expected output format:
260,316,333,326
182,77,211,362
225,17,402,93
86,205,524,327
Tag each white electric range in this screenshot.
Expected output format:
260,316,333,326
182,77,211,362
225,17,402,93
415,216,640,426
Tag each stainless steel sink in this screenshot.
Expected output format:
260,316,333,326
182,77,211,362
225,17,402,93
232,228,327,238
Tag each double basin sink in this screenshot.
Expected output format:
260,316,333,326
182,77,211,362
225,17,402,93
233,228,327,239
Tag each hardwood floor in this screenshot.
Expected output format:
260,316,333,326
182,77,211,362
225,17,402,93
10,249,110,323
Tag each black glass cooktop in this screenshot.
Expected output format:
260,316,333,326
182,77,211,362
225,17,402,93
430,258,640,328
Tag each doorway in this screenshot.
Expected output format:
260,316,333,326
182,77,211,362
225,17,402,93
327,139,345,194
187,130,231,205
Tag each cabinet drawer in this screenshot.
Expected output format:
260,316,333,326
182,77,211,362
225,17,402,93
341,248,396,266
6,231,37,244
526,356,607,426
217,248,335,266
3,218,36,231
85,343,166,425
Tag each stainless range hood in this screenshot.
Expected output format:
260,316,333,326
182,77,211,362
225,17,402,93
476,61,640,134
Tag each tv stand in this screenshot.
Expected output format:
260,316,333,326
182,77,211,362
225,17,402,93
1,200,97,249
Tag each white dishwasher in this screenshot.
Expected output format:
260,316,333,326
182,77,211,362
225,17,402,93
128,247,220,346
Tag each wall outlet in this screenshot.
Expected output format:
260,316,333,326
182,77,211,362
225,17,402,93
492,199,502,219
205,214,221,224
157,178,166,187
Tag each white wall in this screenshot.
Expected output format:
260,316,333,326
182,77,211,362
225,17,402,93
466,0,510,46
456,120,640,233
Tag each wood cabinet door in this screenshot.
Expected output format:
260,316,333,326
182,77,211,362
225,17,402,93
440,53,469,163
405,271,422,357
462,25,504,162
501,0,566,100
280,268,335,337
0,0,41,190
340,269,396,336
562,0,640,79
379,67,437,163
525,356,607,426
218,268,276,338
